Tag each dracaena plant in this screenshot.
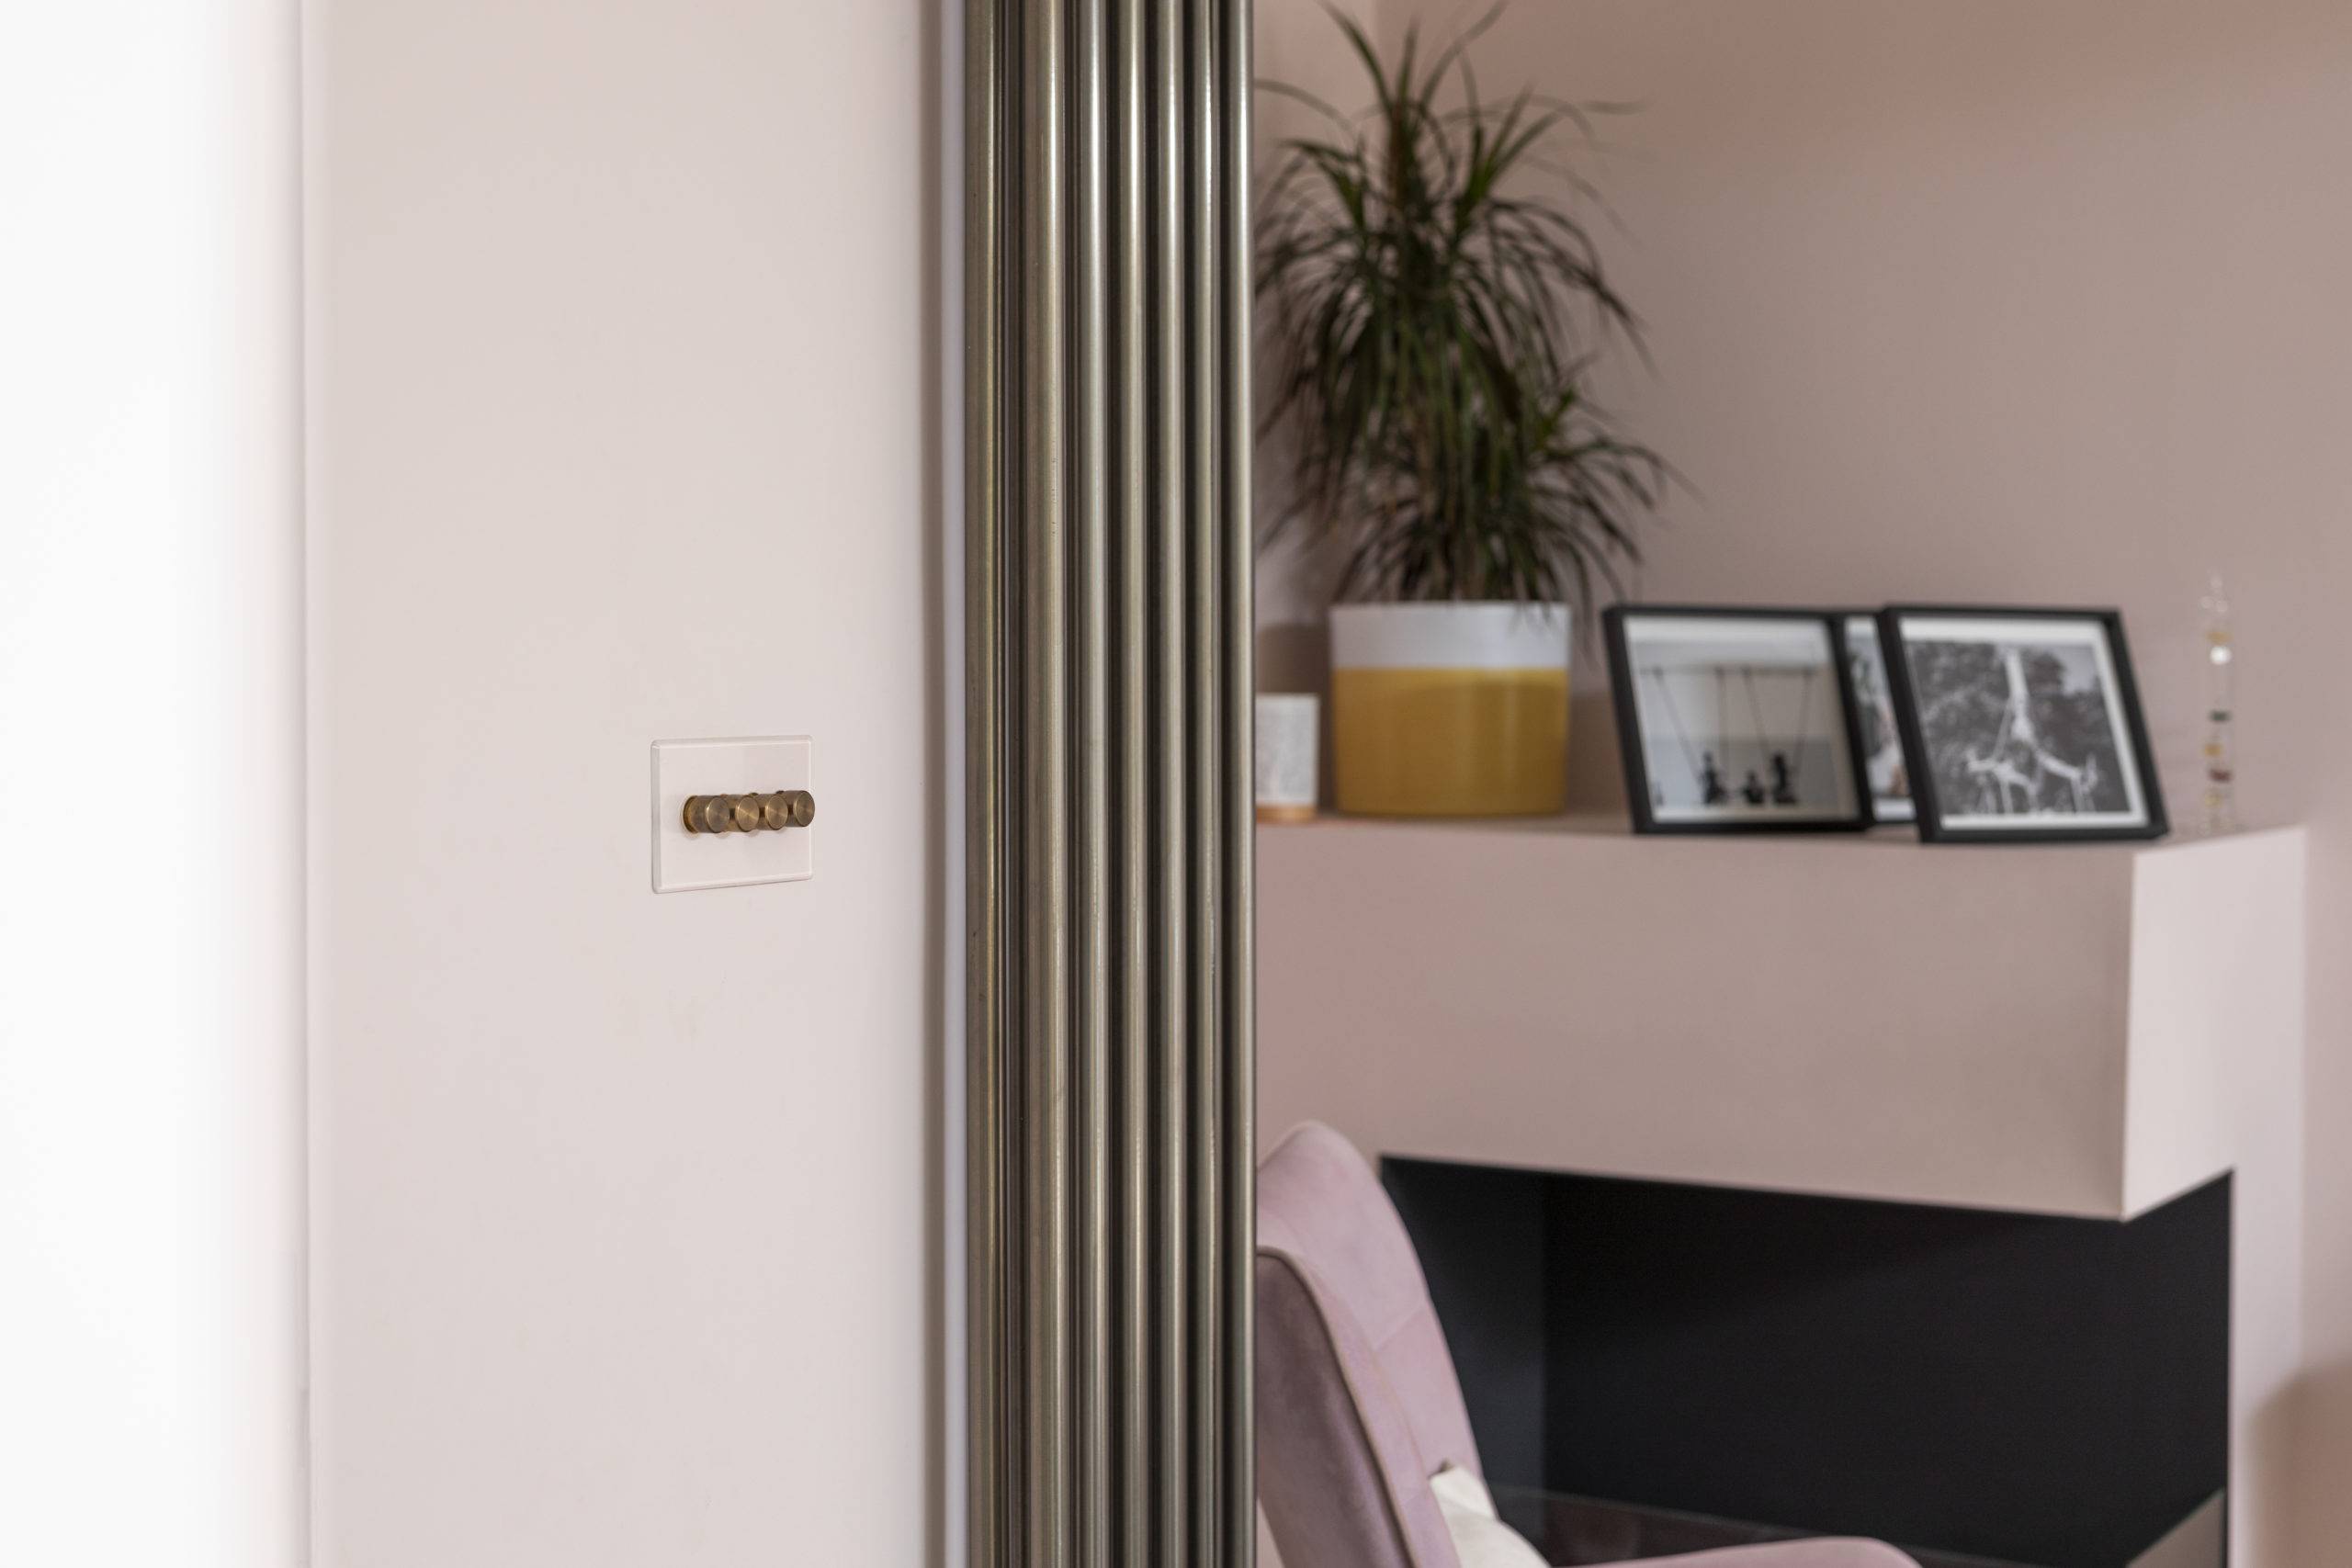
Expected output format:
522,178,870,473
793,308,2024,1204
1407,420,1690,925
1256,5,1668,615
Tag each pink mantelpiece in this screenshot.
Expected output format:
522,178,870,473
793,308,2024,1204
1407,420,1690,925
1257,818,2307,1568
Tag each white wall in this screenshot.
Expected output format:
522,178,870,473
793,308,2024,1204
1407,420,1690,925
0,5,307,1566
306,0,944,1562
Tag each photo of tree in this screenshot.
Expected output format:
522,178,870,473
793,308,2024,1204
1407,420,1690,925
1906,639,2129,817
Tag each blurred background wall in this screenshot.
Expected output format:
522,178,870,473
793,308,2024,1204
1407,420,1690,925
1255,0,2352,1556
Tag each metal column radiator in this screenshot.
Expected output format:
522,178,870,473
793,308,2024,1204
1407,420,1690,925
966,0,1252,1562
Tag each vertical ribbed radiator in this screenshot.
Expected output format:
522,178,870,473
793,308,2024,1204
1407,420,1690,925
967,0,1252,1563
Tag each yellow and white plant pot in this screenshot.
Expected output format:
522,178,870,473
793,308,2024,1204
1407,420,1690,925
1329,603,1572,818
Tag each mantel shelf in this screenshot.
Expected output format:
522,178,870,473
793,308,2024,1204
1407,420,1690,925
1257,818,2305,1223
1256,817,2309,1567
1268,809,2293,853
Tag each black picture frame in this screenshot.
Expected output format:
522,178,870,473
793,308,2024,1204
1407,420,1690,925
1877,605,2168,844
1605,605,1874,835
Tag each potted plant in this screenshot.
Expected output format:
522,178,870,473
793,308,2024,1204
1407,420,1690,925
1258,8,1668,817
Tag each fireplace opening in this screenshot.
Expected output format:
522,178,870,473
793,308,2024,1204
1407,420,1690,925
1383,1158,2231,1568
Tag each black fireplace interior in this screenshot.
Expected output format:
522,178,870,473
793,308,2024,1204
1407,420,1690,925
1382,1158,2231,1568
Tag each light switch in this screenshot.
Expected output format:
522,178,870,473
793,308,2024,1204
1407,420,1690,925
651,736,814,893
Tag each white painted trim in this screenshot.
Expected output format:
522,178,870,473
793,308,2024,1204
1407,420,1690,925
1329,603,1572,671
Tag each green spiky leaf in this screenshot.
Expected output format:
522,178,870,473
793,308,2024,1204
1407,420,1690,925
1256,5,1671,616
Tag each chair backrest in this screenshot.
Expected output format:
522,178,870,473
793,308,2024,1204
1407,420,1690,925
1256,1122,1483,1568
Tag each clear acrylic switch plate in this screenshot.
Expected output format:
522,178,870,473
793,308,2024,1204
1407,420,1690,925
650,736,814,893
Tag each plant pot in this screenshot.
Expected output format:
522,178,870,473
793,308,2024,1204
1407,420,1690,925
1329,603,1572,818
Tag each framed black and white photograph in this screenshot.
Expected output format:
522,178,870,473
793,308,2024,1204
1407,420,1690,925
1878,606,2167,843
1605,606,1871,834
1844,614,1915,825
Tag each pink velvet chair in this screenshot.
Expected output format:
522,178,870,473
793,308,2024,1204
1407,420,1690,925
1255,1122,1918,1568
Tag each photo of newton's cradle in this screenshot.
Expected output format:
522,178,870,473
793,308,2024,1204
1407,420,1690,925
1638,660,1826,807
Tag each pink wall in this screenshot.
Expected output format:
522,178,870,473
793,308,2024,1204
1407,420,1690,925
1255,0,1384,704
1261,0,2352,1551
